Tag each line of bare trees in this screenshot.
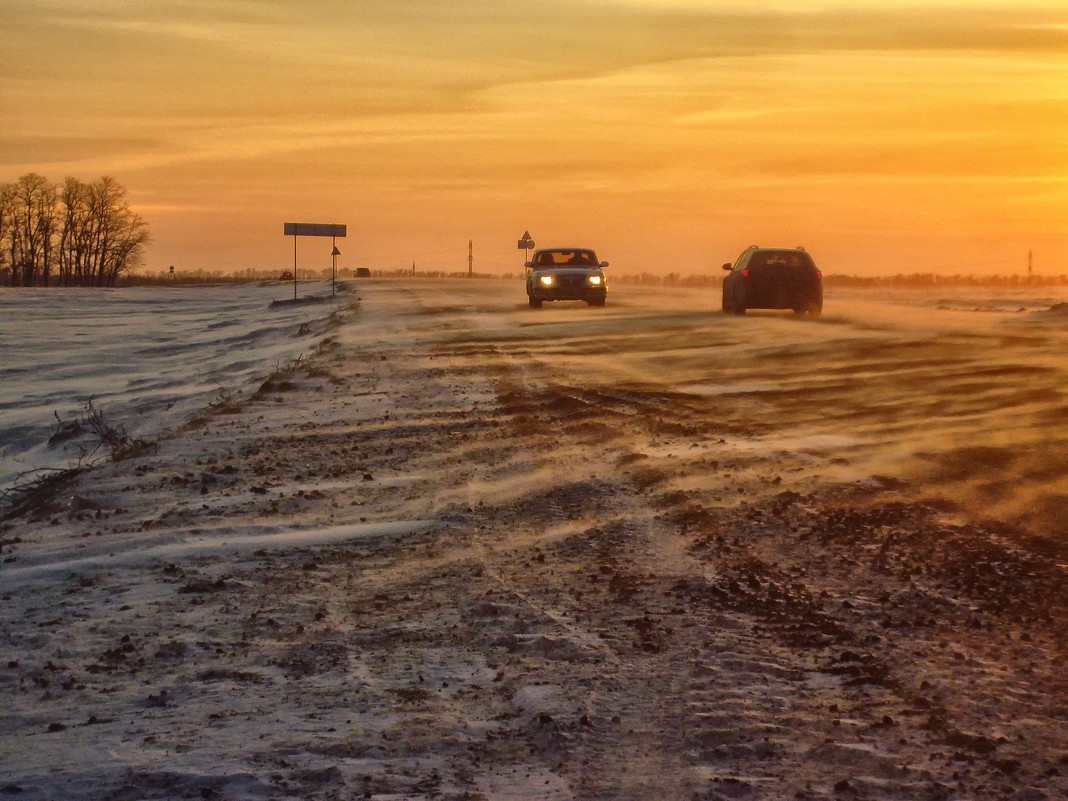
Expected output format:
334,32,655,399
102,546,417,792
0,173,150,287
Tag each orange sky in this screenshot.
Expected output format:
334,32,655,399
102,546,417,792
3,1,1067,277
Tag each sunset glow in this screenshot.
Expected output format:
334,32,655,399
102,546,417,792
3,0,1066,276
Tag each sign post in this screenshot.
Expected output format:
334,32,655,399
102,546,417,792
283,223,347,300
331,243,341,295
518,230,535,267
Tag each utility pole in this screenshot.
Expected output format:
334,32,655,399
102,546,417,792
469,240,473,277
1028,250,1033,283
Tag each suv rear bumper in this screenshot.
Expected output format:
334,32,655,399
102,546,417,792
743,289,821,309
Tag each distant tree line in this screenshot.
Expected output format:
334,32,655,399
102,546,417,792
0,173,150,287
822,273,1068,287
617,272,1068,287
124,269,1062,287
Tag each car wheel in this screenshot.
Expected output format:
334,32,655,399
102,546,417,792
807,304,822,318
528,297,542,309
587,298,605,307
730,288,746,315
722,294,732,314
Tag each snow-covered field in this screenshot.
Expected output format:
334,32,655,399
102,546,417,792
0,281,348,491
1,278,1066,800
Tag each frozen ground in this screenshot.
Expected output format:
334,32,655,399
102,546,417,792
1,278,1066,800
0,280,348,491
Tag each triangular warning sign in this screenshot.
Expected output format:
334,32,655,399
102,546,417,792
522,231,531,240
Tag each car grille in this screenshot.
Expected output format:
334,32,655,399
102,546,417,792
556,275,589,291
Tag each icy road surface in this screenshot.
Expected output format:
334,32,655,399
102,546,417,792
2,278,1066,800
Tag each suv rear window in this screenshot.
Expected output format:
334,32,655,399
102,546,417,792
748,251,815,270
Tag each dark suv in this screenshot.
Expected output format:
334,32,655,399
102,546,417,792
721,246,822,317
525,248,608,308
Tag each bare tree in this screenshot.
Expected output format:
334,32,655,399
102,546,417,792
2,173,150,287
7,173,59,286
85,176,149,286
58,177,91,286
0,182,13,284
36,178,59,286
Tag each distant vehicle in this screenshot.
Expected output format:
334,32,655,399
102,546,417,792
280,271,294,281
721,246,823,317
354,267,371,278
525,247,608,309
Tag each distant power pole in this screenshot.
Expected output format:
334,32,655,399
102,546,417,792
1028,250,1033,282
469,240,473,276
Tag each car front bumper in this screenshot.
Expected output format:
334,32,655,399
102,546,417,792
528,272,606,302
529,286,607,302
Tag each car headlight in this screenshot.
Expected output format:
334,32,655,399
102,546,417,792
539,275,554,286
587,275,602,286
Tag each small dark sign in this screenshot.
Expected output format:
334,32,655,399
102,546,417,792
284,223,347,238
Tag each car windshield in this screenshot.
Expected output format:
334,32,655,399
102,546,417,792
535,250,597,267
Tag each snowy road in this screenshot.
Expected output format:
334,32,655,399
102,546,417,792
2,278,1066,800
